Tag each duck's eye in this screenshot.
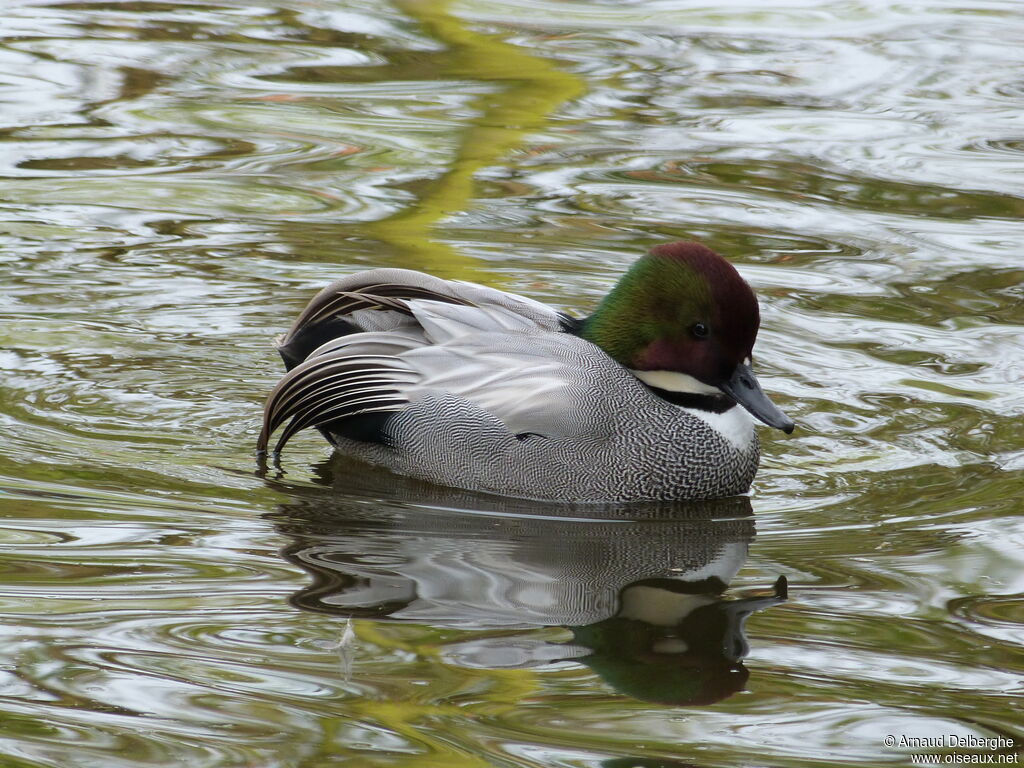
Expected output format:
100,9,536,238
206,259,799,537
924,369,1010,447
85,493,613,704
692,322,710,339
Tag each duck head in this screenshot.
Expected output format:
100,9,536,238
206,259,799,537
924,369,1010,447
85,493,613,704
581,241,794,433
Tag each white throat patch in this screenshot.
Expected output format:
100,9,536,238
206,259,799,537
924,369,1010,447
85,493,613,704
690,406,756,451
630,369,721,395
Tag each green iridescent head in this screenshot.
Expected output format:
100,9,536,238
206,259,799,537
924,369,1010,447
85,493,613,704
581,241,793,432
582,241,759,380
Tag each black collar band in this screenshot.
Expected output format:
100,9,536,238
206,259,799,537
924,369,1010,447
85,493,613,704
646,385,737,414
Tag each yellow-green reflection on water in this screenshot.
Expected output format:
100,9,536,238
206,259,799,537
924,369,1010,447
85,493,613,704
0,0,1023,766
362,0,585,278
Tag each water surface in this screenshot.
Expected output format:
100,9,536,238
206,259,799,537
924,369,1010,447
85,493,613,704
1,0,1023,766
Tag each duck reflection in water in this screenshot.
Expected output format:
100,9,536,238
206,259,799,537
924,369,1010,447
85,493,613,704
267,458,787,706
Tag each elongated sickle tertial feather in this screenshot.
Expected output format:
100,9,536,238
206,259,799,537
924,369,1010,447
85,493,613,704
257,352,414,455
263,281,479,454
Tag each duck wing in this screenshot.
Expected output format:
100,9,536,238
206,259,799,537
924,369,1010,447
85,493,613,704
276,268,567,369
259,297,600,455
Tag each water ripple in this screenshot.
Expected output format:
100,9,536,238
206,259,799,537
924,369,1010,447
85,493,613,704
0,0,1022,765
